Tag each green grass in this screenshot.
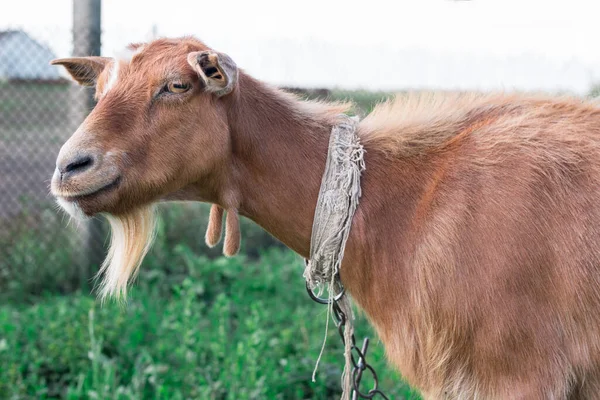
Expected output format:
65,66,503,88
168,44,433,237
329,89,394,115
0,202,282,303
0,248,420,399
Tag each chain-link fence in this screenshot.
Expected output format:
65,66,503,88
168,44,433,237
0,32,104,298
0,17,112,299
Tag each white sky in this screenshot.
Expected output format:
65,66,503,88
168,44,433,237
2,0,600,93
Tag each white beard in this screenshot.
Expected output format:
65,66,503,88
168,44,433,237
56,197,88,221
96,205,157,300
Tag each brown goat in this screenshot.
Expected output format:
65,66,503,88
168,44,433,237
51,37,600,399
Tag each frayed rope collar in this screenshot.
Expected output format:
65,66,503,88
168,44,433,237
304,114,365,400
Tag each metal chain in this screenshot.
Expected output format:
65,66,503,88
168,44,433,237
306,278,390,400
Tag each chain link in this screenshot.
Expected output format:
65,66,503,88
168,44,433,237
306,280,390,400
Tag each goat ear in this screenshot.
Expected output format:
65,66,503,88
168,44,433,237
187,51,238,97
50,57,111,86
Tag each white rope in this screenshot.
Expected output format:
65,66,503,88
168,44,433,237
304,115,365,400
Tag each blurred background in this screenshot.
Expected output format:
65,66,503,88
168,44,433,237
1,0,599,398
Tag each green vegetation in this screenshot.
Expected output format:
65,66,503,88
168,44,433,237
329,89,394,115
0,245,419,399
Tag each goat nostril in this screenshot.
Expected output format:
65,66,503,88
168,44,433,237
63,155,94,175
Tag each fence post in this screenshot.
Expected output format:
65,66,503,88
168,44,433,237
72,0,106,288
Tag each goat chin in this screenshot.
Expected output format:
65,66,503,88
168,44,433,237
56,197,88,221
96,205,157,301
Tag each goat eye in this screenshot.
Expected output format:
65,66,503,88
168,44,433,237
166,81,191,94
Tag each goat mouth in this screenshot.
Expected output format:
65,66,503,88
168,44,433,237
60,176,122,202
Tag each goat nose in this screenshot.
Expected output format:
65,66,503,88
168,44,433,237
58,154,94,177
